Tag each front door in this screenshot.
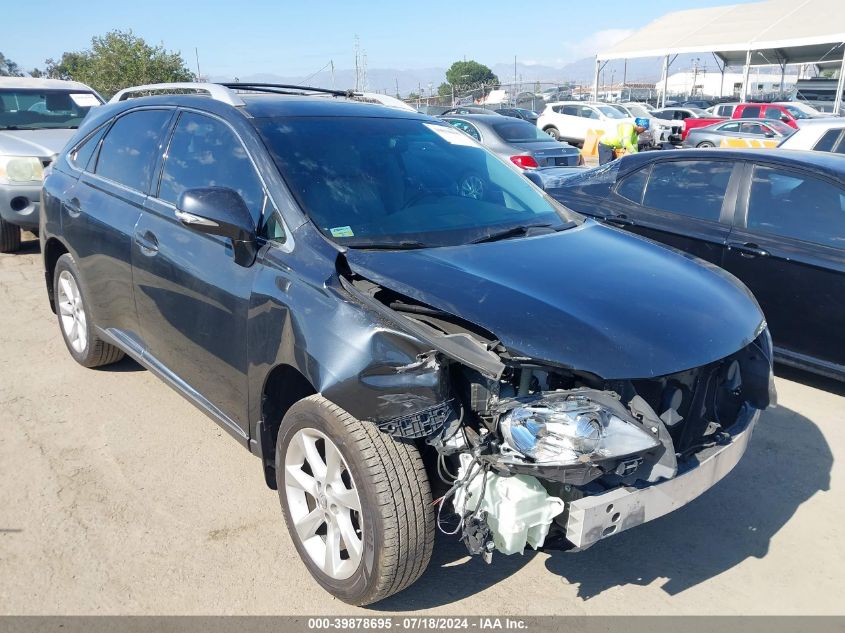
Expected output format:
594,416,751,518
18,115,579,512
131,110,269,440
608,158,739,267
723,162,845,374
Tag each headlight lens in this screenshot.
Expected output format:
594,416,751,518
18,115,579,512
500,393,660,465
0,156,44,183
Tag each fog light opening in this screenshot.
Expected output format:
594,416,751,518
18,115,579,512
10,197,29,212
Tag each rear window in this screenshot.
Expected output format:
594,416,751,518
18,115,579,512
561,161,621,197
492,120,554,143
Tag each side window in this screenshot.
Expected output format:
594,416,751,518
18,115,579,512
740,122,767,135
580,106,599,119
719,122,741,133
615,166,650,204
762,107,781,120
69,125,108,171
654,111,671,120
95,110,172,191
673,111,686,120
562,105,578,116
813,128,843,152
448,120,481,142
747,165,845,248
642,160,731,221
158,111,265,226
741,105,762,118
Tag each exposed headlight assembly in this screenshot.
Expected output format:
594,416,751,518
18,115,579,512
0,156,44,183
500,393,660,465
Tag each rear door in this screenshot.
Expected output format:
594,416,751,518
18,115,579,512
131,109,270,441
605,157,739,266
723,162,845,374
61,108,174,343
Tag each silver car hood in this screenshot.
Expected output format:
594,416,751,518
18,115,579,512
0,128,77,158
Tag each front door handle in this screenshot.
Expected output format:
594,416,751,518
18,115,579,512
134,230,159,255
64,198,81,218
727,241,769,258
606,214,634,228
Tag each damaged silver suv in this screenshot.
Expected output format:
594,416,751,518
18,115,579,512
41,83,775,606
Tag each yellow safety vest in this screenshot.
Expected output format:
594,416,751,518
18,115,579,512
601,123,639,153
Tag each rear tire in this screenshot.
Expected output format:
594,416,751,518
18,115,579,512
697,141,715,148
276,395,435,606
0,218,21,253
53,253,125,368
544,127,561,141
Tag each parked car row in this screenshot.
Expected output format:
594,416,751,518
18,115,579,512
14,80,781,607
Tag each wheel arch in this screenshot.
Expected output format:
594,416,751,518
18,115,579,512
43,237,70,313
258,362,318,489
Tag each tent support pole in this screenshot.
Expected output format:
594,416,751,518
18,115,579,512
779,62,786,99
661,54,670,107
834,44,845,115
741,50,752,101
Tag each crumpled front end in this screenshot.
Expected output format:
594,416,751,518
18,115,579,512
338,268,775,561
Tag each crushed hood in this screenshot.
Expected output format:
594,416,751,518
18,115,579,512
0,128,76,158
343,221,764,380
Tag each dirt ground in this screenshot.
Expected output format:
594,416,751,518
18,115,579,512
1,232,843,615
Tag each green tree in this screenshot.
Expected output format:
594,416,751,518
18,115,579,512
445,60,499,91
0,52,24,77
437,82,452,97
42,30,194,97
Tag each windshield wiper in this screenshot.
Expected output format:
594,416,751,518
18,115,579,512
470,223,568,244
346,240,428,250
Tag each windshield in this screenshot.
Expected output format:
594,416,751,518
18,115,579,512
256,116,578,248
597,105,626,119
492,119,554,143
626,105,651,118
782,103,824,119
0,89,102,130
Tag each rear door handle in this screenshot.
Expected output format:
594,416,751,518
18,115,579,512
134,230,159,254
727,241,769,258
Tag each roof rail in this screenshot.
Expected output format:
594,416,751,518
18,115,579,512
219,82,352,98
108,82,245,106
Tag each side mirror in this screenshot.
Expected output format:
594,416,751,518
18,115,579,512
781,115,790,122
176,187,258,267
765,131,776,138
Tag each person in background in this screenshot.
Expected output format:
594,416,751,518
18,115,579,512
598,117,649,165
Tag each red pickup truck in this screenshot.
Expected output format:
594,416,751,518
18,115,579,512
664,102,828,139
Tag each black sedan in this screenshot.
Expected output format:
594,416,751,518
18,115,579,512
439,114,583,169
545,149,845,380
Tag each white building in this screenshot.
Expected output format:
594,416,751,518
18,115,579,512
658,70,799,99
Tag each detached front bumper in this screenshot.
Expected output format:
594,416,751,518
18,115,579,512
565,405,760,549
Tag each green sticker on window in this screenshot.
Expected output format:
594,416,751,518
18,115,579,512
330,226,354,237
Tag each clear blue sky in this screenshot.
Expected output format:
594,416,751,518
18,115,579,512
4,0,755,77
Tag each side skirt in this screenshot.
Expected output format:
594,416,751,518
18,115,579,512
98,327,251,449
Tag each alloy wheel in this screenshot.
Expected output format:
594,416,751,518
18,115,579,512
284,428,363,580
57,270,88,354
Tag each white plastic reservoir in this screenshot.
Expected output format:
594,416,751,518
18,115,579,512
453,454,565,555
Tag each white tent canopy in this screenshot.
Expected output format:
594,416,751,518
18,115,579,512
594,0,845,109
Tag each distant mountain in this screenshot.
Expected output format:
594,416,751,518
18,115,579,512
210,54,753,97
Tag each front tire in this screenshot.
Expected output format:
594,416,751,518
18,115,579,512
0,218,21,253
697,141,715,148
276,395,435,606
53,253,125,368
